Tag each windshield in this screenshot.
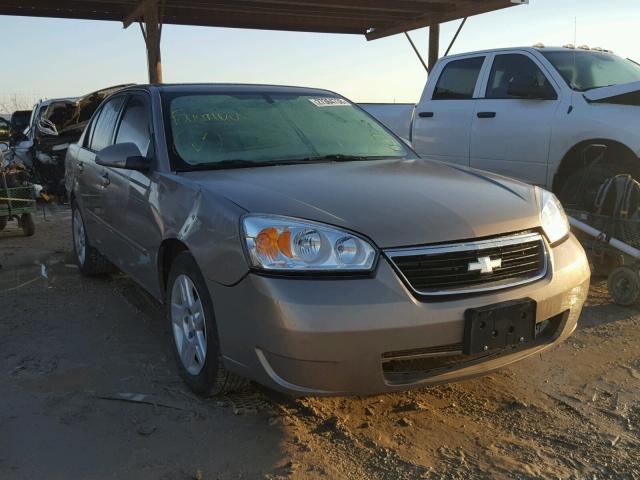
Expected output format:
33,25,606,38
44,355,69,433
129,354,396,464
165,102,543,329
542,50,640,91
163,92,412,170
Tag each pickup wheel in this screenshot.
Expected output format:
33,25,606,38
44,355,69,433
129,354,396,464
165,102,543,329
166,251,247,396
558,164,622,210
71,202,114,276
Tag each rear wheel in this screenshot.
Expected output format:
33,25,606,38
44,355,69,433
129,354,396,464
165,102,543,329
166,251,247,396
72,202,113,276
20,213,35,236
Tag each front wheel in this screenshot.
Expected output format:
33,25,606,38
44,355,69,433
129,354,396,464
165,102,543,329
166,251,247,396
0,216,7,231
558,165,619,210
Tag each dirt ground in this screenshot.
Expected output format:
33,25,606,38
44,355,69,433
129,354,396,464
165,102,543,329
1,206,639,480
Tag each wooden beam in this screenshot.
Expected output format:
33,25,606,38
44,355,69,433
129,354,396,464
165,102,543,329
123,0,156,28
365,0,518,40
137,0,162,83
428,23,439,72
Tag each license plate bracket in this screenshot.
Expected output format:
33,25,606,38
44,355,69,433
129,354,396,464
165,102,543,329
463,299,536,355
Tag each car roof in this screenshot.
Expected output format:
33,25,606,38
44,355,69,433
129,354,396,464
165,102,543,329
120,83,340,96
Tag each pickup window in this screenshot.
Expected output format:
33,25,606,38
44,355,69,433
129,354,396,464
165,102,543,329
486,54,556,100
432,57,484,100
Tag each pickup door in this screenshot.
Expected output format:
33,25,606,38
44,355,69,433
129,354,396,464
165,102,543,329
469,52,562,186
412,55,486,166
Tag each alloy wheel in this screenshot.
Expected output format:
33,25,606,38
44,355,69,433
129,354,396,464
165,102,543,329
73,209,86,266
170,274,207,375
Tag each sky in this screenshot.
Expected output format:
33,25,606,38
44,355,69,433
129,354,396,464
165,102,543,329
0,0,638,107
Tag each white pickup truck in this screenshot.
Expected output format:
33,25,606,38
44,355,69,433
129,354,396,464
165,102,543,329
362,46,640,203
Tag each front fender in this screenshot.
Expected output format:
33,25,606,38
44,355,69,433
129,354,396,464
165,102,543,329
156,175,250,286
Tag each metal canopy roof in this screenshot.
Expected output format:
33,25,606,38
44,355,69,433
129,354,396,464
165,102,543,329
0,1,523,40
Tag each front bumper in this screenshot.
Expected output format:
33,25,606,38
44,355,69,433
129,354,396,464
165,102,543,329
209,234,590,396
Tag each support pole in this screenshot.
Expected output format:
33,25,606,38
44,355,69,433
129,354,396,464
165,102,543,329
444,17,467,57
404,32,428,73
141,2,163,84
428,23,440,73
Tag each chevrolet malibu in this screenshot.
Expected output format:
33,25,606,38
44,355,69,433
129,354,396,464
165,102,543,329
65,84,590,396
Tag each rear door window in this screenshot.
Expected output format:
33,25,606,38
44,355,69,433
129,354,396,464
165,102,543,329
89,96,125,152
432,57,485,100
115,95,151,156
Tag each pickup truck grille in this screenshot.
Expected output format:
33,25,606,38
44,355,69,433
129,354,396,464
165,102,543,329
385,232,547,296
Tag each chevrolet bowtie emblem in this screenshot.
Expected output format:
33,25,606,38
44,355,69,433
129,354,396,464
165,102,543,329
468,256,502,274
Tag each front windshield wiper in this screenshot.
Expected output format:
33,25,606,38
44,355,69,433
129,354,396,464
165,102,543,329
305,154,392,162
179,155,399,172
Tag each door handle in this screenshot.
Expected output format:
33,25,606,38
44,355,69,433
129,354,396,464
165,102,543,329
419,111,434,118
101,172,111,187
77,161,84,174
477,112,497,118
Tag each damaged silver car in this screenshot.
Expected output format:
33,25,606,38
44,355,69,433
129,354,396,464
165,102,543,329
65,84,590,396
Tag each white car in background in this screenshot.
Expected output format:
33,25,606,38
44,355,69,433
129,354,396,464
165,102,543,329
362,46,640,205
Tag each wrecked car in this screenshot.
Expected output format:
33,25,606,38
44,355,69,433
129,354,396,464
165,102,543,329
9,109,31,143
14,85,130,198
65,84,590,397
0,117,10,141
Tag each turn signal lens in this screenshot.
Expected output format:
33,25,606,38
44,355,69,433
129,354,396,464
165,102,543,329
243,215,377,272
255,227,279,260
278,230,293,258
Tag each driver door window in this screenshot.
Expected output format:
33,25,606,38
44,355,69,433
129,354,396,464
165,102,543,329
486,54,557,100
469,53,561,185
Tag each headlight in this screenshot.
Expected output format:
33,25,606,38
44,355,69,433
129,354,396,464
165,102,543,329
242,215,377,272
538,188,570,244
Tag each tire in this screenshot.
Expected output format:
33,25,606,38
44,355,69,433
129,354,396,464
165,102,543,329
166,251,247,396
608,266,640,306
558,165,620,210
20,213,35,236
0,216,7,231
71,201,113,276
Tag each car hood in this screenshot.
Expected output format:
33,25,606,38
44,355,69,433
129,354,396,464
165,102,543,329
181,159,541,248
583,80,640,105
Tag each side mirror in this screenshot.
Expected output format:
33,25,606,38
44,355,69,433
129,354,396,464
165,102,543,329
507,73,556,100
96,142,150,171
0,142,9,153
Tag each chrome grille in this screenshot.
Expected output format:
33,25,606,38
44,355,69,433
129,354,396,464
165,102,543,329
385,232,548,296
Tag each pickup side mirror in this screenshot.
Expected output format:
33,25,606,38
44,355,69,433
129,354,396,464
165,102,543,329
96,142,150,171
507,73,556,100
0,142,9,153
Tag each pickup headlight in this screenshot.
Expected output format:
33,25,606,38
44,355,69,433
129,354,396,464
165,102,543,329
242,215,377,272
538,188,570,244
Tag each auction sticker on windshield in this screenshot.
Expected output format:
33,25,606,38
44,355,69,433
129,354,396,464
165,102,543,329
308,98,350,107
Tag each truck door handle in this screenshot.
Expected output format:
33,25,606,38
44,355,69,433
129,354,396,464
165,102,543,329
477,112,496,118
419,111,434,118
101,172,111,187
77,161,84,173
